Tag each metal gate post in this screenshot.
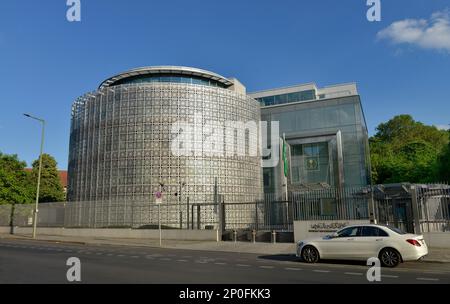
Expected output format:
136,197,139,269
186,197,190,230
197,205,201,230
411,186,422,234
191,204,195,230
255,201,258,231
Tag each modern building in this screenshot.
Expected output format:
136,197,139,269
67,66,371,228
250,83,371,197
68,66,263,205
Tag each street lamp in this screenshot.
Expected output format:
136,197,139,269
23,113,45,239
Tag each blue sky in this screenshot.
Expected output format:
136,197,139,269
0,0,449,169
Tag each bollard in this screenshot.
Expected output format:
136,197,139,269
271,230,277,244
233,230,237,243
252,229,256,243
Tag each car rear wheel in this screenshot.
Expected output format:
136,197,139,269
379,248,401,268
302,246,320,263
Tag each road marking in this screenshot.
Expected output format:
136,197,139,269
259,266,275,269
345,272,363,276
285,268,302,271
131,256,140,259
313,270,331,273
236,264,250,267
417,277,439,281
117,254,125,257
214,262,227,265
182,256,192,258
145,256,155,259
176,259,188,262
381,275,399,279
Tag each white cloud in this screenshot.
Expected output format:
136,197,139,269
377,10,450,52
435,124,450,131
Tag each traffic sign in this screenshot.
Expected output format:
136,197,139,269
155,191,163,204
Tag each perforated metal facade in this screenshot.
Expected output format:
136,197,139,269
68,71,263,207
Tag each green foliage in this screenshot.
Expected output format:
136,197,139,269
31,154,65,203
437,131,450,182
0,152,34,205
370,115,449,184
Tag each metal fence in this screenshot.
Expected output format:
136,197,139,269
65,200,222,229
0,204,12,226
0,183,448,234
417,185,450,232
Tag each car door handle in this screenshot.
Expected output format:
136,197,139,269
347,238,354,241
376,239,383,241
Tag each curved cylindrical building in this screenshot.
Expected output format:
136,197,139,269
68,67,263,214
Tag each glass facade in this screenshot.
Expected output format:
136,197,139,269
291,142,330,184
261,95,371,194
112,74,228,88
256,89,316,106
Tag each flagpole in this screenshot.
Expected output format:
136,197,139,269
283,133,289,229
283,133,288,201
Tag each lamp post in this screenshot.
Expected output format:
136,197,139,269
23,114,45,239
157,183,166,247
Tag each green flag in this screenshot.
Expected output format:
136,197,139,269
283,137,288,177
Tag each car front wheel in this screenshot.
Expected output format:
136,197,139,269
379,248,401,268
302,246,320,263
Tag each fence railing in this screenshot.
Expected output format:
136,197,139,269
0,183,448,233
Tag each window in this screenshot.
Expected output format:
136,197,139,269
384,226,406,235
263,171,271,187
291,145,302,156
361,226,389,237
258,90,316,107
291,166,300,183
337,227,359,237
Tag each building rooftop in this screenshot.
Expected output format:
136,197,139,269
99,66,235,89
249,82,359,107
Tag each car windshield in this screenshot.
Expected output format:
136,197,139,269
383,226,407,235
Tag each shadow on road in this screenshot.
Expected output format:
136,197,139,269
257,254,367,266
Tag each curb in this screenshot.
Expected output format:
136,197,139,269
0,235,87,246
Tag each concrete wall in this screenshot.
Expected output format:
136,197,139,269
3,227,218,241
0,227,11,234
294,220,370,242
422,232,450,249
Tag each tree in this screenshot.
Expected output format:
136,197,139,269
31,154,65,203
0,152,34,205
438,131,450,183
370,115,449,184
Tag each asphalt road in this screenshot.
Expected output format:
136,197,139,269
0,238,449,284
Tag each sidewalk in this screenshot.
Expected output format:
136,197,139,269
0,233,449,263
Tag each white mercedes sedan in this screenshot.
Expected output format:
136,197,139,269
296,224,428,267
